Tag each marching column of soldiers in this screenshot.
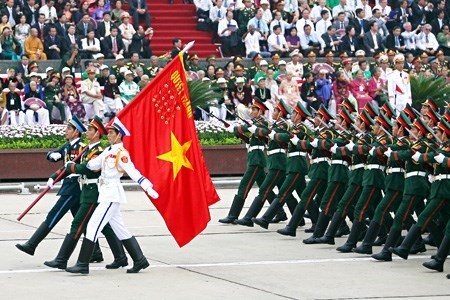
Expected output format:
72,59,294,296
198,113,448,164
220,95,450,280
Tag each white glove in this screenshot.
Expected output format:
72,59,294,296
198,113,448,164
384,147,392,158
46,178,54,188
290,135,299,145
345,140,355,151
268,131,276,140
225,125,235,133
411,151,421,162
247,125,257,134
245,143,250,149
310,138,319,148
330,144,338,154
369,147,375,156
49,152,62,161
139,178,153,191
435,153,445,164
428,174,433,183
146,187,159,199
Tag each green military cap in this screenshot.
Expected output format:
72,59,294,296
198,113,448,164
363,102,379,119
359,109,375,127
316,104,333,123
412,117,433,136
396,111,412,130
252,98,269,112
293,101,312,119
403,103,419,121
376,112,393,131
341,98,356,114
438,118,450,136
422,98,438,112
338,107,354,124
88,115,107,135
442,108,450,123
276,99,292,117
424,107,441,124
381,101,396,119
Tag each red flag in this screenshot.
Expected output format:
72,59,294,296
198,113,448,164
116,53,220,247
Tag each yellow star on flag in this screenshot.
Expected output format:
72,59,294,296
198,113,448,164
157,132,194,180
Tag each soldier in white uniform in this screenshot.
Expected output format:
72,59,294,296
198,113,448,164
388,54,411,114
66,118,159,275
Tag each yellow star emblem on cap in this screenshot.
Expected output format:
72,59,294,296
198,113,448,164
157,132,193,180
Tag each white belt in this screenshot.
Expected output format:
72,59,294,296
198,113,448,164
267,149,285,155
351,163,364,171
433,174,450,181
99,177,121,185
386,167,405,174
331,160,348,166
248,146,265,152
288,151,307,157
405,171,427,178
311,157,330,164
67,174,80,178
365,164,385,171
84,179,98,184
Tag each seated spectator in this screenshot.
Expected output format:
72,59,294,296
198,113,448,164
416,24,439,55
103,73,122,116
315,69,332,109
44,73,65,122
80,67,105,119
430,9,446,36
279,71,300,108
296,9,314,35
39,0,58,23
76,13,95,40
2,81,25,125
102,27,125,59
310,0,330,23
15,15,31,52
332,12,348,31
301,73,319,112
54,14,68,38
24,81,50,126
260,0,272,25
129,0,150,30
119,70,139,102
209,0,226,42
193,0,212,24
133,67,145,83
332,71,351,110
370,9,388,37
1,27,21,60
247,9,269,40
2,67,23,89
341,25,360,56
16,54,30,77
267,25,289,57
242,24,270,58
357,0,372,19
81,29,101,59
286,27,300,51
322,25,342,54
363,20,384,54
96,12,114,41
129,26,153,58
286,49,303,77
111,0,125,25
44,26,63,60
218,11,239,57
32,14,47,42
231,77,252,119
92,0,111,23
61,74,86,120
350,69,372,109
118,13,135,53
373,0,391,22
60,44,81,74
62,24,81,56
61,2,73,21
437,24,450,56
137,74,149,89
270,10,293,35
24,28,47,60
385,26,406,53
299,24,325,56
367,67,387,107
74,1,91,24
97,65,109,86
315,10,332,37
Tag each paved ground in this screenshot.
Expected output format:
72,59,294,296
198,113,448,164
1,187,449,300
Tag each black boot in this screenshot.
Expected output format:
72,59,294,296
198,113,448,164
335,222,350,237
234,196,264,227
423,234,436,247
316,214,345,245
252,198,284,229
373,224,389,246
271,209,288,223
122,236,149,273
410,237,427,254
105,234,128,269
90,240,104,263
66,238,96,274
276,205,305,237
16,222,51,256
422,236,450,272
304,201,319,233
44,234,78,269
390,224,422,260
336,221,364,253
303,212,330,244
353,221,381,255
371,228,401,262
219,195,245,224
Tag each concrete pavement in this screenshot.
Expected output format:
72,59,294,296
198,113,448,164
1,188,449,300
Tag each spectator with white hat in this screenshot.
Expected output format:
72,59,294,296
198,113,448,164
119,70,140,103
286,49,304,77
80,67,105,121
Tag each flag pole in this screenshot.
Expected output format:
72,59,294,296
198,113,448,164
181,41,195,54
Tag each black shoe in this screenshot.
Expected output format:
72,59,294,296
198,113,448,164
373,235,387,246
234,196,264,227
66,238,96,275
16,222,50,256
336,242,355,253
277,226,296,237
337,221,363,253
353,244,372,255
389,247,409,260
270,211,288,223
252,217,269,229
233,218,254,227
104,233,128,269
422,236,450,273
410,241,427,254
335,223,350,237
303,235,322,244
219,195,245,224
316,236,335,245
299,218,305,227
305,223,316,233
422,259,444,272
390,224,422,260
423,234,436,247
447,274,450,279
106,256,129,269
90,240,104,263
44,234,78,269
218,216,237,224
353,221,380,255
371,250,392,261
122,236,149,273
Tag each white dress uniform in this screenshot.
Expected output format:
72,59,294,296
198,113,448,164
388,69,411,114
85,142,153,241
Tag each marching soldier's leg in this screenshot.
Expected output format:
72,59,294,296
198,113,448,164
391,196,444,260
219,165,264,224
253,173,305,229
91,241,104,263
44,234,78,269
15,222,51,256
337,186,382,253
102,224,129,269
354,189,402,254
423,219,450,272
66,237,96,275
122,236,149,273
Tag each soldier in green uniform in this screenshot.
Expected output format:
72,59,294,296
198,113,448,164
303,108,354,244
110,54,126,76
126,52,146,72
219,99,270,224
372,117,432,261
187,53,200,72
276,105,335,237
420,52,430,72
248,54,263,80
43,73,64,122
336,112,394,253
273,60,287,80
390,119,450,261
436,49,449,69
353,111,412,255
237,0,255,34
316,108,376,245
146,56,161,79
253,101,313,229
228,64,246,89
269,53,281,71
272,0,290,22
234,100,295,226
303,51,316,74
43,116,128,270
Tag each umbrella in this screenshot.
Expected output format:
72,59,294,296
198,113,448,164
187,71,199,81
313,63,335,74
24,97,46,109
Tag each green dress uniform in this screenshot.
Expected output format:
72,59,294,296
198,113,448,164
187,64,200,72
247,65,260,81
268,63,279,71
146,65,161,78
237,8,255,34
44,83,64,121
219,117,269,223
303,63,313,74
336,133,393,253
354,136,411,255
126,62,146,71
276,126,334,237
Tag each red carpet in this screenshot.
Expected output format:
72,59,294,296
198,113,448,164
148,1,218,58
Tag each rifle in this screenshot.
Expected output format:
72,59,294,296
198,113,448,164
17,146,88,221
225,107,252,126
198,106,230,128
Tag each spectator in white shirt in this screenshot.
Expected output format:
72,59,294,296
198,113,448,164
373,0,391,22
210,0,227,41
416,24,439,55
371,8,388,36
269,11,293,35
296,9,315,35
332,0,352,20
217,10,239,57
310,0,331,23
300,24,325,55
401,22,420,55
356,0,372,19
260,0,273,24
267,25,289,56
39,0,58,24
315,10,332,36
248,9,269,40
194,0,212,20
243,24,271,58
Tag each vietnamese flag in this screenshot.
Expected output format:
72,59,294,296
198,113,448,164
116,52,220,247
